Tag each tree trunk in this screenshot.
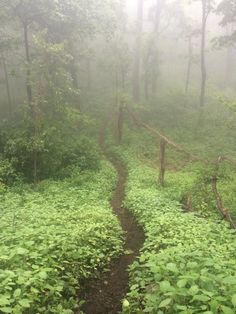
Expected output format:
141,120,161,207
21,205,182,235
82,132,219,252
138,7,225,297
23,22,39,185
1,53,12,117
144,0,164,98
68,40,81,111
23,22,33,105
132,0,144,102
159,138,166,186
151,0,164,95
117,102,124,144
224,25,234,88
144,70,149,101
121,66,125,90
225,46,234,89
117,65,126,144
185,36,193,95
69,57,82,111
200,0,207,107
151,59,158,95
87,58,91,91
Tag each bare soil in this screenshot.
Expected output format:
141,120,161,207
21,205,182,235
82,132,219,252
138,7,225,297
77,130,145,314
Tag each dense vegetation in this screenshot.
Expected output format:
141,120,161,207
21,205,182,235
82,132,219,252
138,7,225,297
112,132,236,313
1,0,236,313
0,159,123,313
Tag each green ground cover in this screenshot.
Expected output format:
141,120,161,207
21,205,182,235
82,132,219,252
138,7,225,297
0,160,123,314
113,135,236,314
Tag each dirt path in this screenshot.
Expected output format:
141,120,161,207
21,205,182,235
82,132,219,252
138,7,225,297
78,128,145,314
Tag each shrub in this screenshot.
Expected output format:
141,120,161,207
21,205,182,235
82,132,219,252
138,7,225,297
0,156,19,186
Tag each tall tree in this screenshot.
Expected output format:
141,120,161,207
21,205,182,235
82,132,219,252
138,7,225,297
133,0,144,102
144,0,165,100
198,0,214,107
185,28,200,95
217,0,236,88
0,36,14,117
218,0,236,46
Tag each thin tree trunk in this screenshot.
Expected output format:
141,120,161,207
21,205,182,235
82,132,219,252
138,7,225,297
68,40,81,111
69,58,81,111
115,66,119,106
117,102,124,144
87,58,91,91
224,25,234,88
23,22,39,185
144,70,149,101
117,66,126,144
151,60,158,95
132,0,144,102
225,46,234,89
144,0,164,98
121,66,125,90
1,53,12,117
185,36,193,95
33,150,37,187
200,0,207,107
159,138,166,186
23,22,32,105
151,0,163,95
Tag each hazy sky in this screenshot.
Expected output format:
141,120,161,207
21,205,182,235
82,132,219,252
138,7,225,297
124,0,221,19
125,0,202,19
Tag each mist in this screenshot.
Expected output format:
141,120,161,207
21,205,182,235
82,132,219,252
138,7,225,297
0,0,236,313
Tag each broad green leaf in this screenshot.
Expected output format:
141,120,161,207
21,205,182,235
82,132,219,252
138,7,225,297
232,294,236,307
221,306,234,314
189,285,199,295
159,281,172,292
0,308,12,313
13,289,21,298
192,295,210,302
177,279,187,288
19,299,31,308
0,296,10,306
222,277,236,285
159,298,172,308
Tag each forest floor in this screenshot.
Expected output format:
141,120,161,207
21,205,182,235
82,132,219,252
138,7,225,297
78,128,145,314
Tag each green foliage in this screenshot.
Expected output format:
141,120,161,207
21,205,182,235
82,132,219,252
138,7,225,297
0,156,19,186
118,151,236,314
217,0,236,46
60,137,101,174
0,115,100,181
0,160,123,313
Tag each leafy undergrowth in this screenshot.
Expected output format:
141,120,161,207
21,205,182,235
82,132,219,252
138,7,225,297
0,160,123,314
119,153,236,314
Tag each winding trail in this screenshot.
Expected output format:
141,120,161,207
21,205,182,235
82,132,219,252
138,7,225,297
78,127,145,314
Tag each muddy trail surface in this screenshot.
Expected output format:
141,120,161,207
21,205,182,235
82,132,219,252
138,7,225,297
78,129,145,314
